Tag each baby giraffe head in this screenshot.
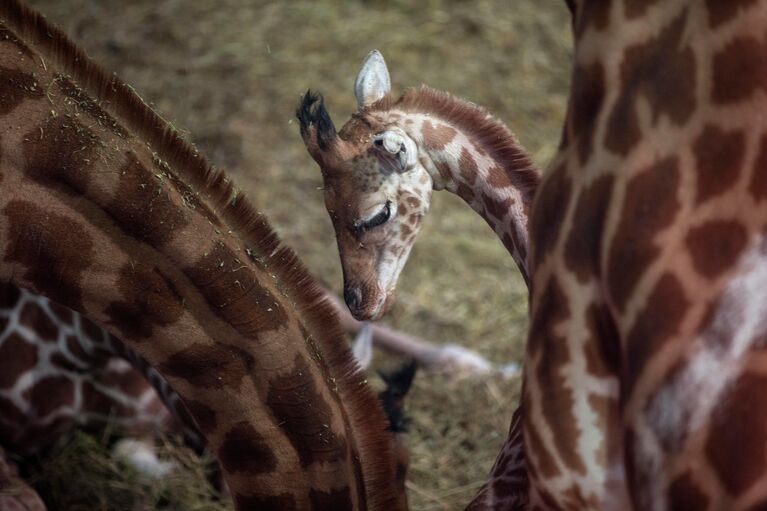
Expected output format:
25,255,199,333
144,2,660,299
298,51,433,320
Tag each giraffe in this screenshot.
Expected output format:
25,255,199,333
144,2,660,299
297,50,540,509
0,1,406,509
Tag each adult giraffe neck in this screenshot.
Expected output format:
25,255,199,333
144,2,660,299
369,87,541,287
0,1,401,509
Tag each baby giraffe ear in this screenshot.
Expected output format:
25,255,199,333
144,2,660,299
354,50,391,109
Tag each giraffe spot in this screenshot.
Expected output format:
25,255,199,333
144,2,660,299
399,223,413,239
486,164,510,189
605,10,696,155
0,316,6,336
608,156,681,311
217,421,276,474
527,277,586,475
522,399,561,479
693,125,745,204
563,174,614,282
65,334,97,366
310,487,353,510
0,395,25,432
185,243,287,336
570,62,606,164
23,376,75,417
182,399,217,436
456,182,474,203
0,282,20,308
104,262,184,340
23,117,97,195
422,121,457,151
48,300,74,325
668,471,709,511
458,147,479,186
482,193,513,223
159,342,254,390
435,161,452,183
749,133,767,202
99,365,151,398
3,200,94,313
266,355,348,468
583,303,621,378
574,1,612,37
234,493,296,511
686,220,748,279
625,273,689,396
712,35,767,104
0,66,43,114
107,152,190,246
18,301,58,343
404,196,421,210
0,333,38,389
80,316,106,345
705,371,767,495
529,163,572,260
54,76,129,138
81,380,133,418
624,0,660,18
706,0,758,27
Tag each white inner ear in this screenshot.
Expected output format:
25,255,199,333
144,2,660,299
354,50,391,108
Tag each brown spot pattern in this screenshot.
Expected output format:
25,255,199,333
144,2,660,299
185,243,287,336
266,355,347,468
693,125,745,204
608,156,680,311
23,376,74,417
712,35,767,104
159,342,254,389
570,62,605,164
563,174,614,282
108,153,189,246
528,277,586,475
583,303,620,378
3,200,94,311
605,11,696,155
422,121,457,151
18,302,58,342
668,472,709,511
530,163,572,260
217,421,276,474
458,147,478,185
104,262,184,340
81,380,132,417
625,273,689,396
23,117,97,195
0,66,43,114
705,371,767,495
55,76,129,138
48,300,73,324
706,0,758,28
483,193,513,223
0,333,38,389
685,219,747,279
624,0,660,19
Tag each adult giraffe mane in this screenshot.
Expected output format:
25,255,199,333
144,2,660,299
0,0,397,505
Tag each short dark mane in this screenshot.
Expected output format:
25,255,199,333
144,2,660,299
0,1,397,506
369,86,541,207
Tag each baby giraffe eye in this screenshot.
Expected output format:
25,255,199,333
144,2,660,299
356,201,392,232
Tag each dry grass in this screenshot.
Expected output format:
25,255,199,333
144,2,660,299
23,1,572,509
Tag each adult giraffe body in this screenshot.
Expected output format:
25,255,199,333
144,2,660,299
0,1,404,509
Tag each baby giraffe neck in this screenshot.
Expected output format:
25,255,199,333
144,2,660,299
382,90,540,287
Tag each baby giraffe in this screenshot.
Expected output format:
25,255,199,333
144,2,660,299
298,50,540,509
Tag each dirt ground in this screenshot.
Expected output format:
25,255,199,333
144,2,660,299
21,1,572,509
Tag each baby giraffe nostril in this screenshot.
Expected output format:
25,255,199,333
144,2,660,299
344,286,363,311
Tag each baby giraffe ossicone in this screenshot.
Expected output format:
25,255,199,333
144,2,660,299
298,50,540,509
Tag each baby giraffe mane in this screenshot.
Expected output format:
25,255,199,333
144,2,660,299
1,0,397,504
368,86,541,202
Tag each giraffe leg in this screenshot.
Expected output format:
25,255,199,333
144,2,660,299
0,448,45,511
